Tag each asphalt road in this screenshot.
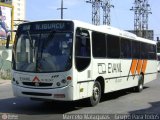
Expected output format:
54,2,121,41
0,74,160,120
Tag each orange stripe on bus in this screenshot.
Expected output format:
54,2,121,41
136,60,143,74
131,59,138,76
141,60,147,74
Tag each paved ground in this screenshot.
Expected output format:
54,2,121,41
0,80,11,85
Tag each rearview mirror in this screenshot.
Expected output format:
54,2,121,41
6,34,10,49
6,30,17,49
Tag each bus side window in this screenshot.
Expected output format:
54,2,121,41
76,36,89,56
107,35,120,58
141,42,148,59
75,28,90,57
92,31,106,58
148,44,156,60
132,41,140,59
75,28,91,71
121,38,131,58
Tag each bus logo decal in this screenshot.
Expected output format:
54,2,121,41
129,59,148,77
130,59,138,76
98,63,106,74
32,76,40,86
136,60,143,74
141,60,147,74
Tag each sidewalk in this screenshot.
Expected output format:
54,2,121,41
0,80,11,85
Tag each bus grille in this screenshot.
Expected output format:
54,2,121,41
22,82,53,87
22,92,52,96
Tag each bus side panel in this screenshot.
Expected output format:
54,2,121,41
92,59,157,94
119,59,138,90
144,60,157,84
92,59,121,93
72,69,80,100
72,65,94,100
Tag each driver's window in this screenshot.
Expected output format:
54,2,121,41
75,28,90,57
16,35,29,62
75,28,91,71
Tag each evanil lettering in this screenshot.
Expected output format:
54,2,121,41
108,63,122,73
36,23,65,30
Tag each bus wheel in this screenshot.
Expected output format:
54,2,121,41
135,74,144,92
89,81,101,106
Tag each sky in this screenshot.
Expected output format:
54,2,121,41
26,0,160,39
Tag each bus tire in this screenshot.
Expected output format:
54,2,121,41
135,74,144,92
89,81,101,106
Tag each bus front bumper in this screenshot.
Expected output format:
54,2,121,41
12,84,74,101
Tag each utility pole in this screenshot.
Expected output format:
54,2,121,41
86,0,102,25
57,0,67,19
101,0,114,25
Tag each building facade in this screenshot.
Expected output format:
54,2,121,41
0,0,26,29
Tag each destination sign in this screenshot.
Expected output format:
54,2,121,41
18,21,73,32
35,23,65,30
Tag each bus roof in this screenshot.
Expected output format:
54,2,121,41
20,19,156,45
73,20,156,45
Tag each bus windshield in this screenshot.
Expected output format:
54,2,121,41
13,21,73,72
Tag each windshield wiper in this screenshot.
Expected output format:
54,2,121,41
27,31,34,49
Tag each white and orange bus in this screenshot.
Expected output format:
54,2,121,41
157,53,160,72
9,20,157,106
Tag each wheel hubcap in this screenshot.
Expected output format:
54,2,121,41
93,86,99,101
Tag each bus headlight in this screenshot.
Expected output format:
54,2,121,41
56,79,68,87
56,76,72,87
61,79,67,84
12,78,16,85
12,78,20,85
16,81,19,85
56,82,61,86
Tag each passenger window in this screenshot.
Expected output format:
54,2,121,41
121,38,131,58
92,31,106,58
107,35,120,58
141,42,148,59
132,41,140,59
148,45,156,60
